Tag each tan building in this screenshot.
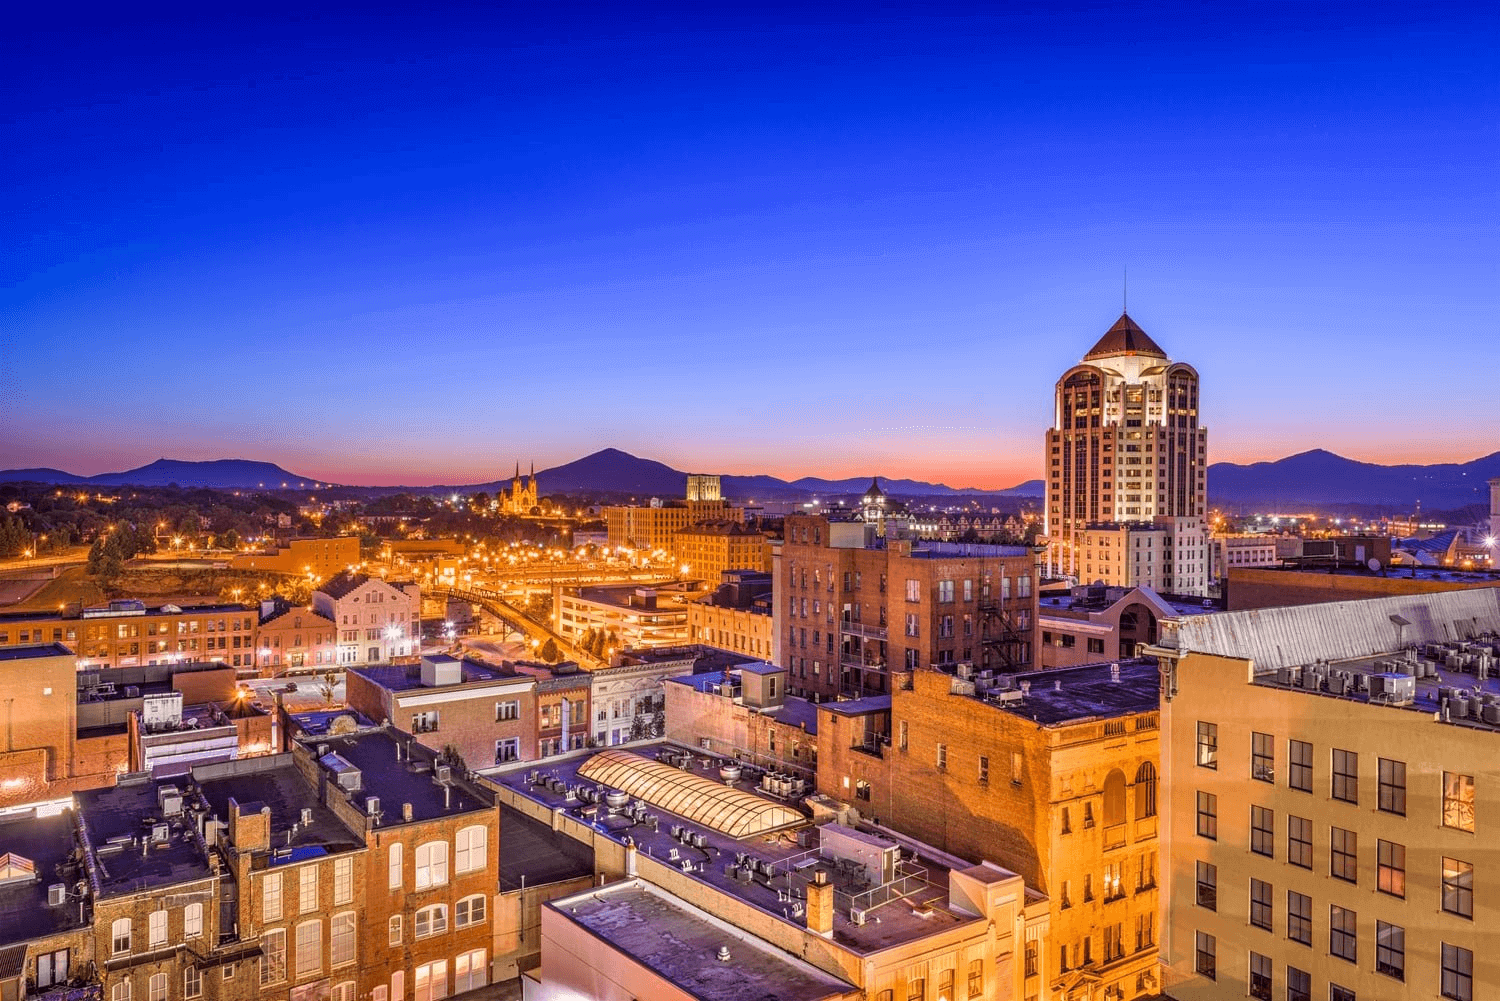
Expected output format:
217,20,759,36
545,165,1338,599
255,599,338,676
313,571,420,668
556,581,704,651
1151,588,1500,1001
500,463,539,515
1039,584,1206,667
603,499,739,552
1045,312,1208,585
672,520,770,581
778,514,1039,700
685,473,721,502
688,570,775,660
0,599,259,671
663,660,821,780
1209,533,1281,583
815,663,1164,1001
229,535,360,577
1227,563,1500,611
1077,516,1210,596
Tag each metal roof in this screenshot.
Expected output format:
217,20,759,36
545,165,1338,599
577,749,801,838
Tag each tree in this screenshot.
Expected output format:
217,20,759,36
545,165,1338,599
539,637,560,663
218,529,241,551
0,516,29,557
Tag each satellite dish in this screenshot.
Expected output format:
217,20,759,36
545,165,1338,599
1367,558,1383,573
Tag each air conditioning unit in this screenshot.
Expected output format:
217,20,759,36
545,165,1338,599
435,765,453,784
47,883,66,907
850,907,868,925
699,737,712,749
367,797,381,816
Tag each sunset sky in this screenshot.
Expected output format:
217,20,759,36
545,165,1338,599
4,6,1496,489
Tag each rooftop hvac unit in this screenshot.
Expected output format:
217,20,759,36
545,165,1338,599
1483,705,1500,725
47,883,65,907
1451,697,1470,718
367,797,380,817
435,765,452,784
158,786,184,817
151,823,169,844
850,907,868,925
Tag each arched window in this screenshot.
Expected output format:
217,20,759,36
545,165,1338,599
415,904,448,940
414,841,448,890
111,918,132,956
455,825,487,875
184,902,203,938
1135,762,1158,819
456,894,487,928
1103,770,1127,827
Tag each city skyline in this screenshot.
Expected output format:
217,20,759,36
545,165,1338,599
5,7,1497,488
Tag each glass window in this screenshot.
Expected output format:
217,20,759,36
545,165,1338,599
1249,878,1272,931
967,959,982,997
1286,966,1310,1001
184,902,202,938
1378,840,1406,898
260,928,286,986
415,841,449,889
456,894,487,928
295,920,321,977
1196,721,1218,768
1195,861,1216,910
1330,986,1355,1001
1330,827,1358,883
1134,762,1157,818
1251,731,1274,782
1375,921,1404,981
1329,905,1357,963
334,856,353,905
111,918,131,956
1250,805,1274,857
1331,748,1357,804
148,910,166,948
148,974,166,1001
1194,931,1216,980
1288,815,1312,869
263,871,282,921
415,904,448,939
184,966,202,1000
331,912,355,967
1288,739,1312,792
388,842,402,890
455,825,487,874
1248,952,1271,1000
389,915,402,946
1442,943,1473,1000
1443,772,1475,832
1442,857,1473,918
299,865,318,912
1196,791,1217,840
1286,890,1311,945
1378,758,1406,815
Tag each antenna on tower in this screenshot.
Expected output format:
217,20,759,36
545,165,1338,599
1123,266,1128,313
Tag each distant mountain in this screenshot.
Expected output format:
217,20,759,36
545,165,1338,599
1208,449,1500,509
0,458,331,490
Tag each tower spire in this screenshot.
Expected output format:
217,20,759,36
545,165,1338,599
1123,266,1128,313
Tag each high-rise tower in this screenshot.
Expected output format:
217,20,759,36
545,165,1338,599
1044,312,1208,590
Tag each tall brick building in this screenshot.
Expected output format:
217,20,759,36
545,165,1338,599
777,514,1039,700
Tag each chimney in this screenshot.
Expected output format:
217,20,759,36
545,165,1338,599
227,799,271,853
402,802,413,823
805,869,834,937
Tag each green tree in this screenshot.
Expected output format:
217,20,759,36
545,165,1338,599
539,637,560,663
218,529,241,551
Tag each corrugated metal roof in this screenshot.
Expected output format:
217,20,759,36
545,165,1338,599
1170,589,1500,671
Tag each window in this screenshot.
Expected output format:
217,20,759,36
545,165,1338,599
299,865,318,912
184,966,202,1000
905,978,925,1001
1195,861,1216,910
967,958,983,996
332,984,354,1001
1442,943,1473,1000
295,920,321,977
936,743,947,770
938,970,954,998
1329,985,1355,1001
904,613,919,638
1135,911,1155,951
392,970,405,1001
454,949,487,994
388,842,403,890
334,856,353,904
111,918,131,956
1249,878,1272,930
1274,968,1311,1001
415,904,448,939
263,871,283,921
898,720,908,751
1330,827,1358,883
495,737,520,763
184,902,202,939
415,841,449,889
1250,805,1274,857
1331,748,1358,804
1443,772,1475,832
389,915,402,946
1134,761,1156,818
456,825,487,874
1012,751,1023,785
36,949,69,988
373,989,387,1001
1378,758,1406,815
905,579,920,602
1196,721,1217,768
1248,952,1271,1000
1196,790,1217,840
456,894,487,928
1442,857,1473,918
1194,931,1216,980
1251,731,1274,781
414,961,447,1001
411,710,439,733
147,909,167,948
1377,840,1405,897
1288,815,1312,869
148,974,166,1001
938,580,954,602
260,929,286,986
1375,921,1404,980
1286,890,1311,945
495,700,519,721
111,984,129,1001
1288,739,1312,792
331,912,355,967
223,965,234,982
1329,904,1357,962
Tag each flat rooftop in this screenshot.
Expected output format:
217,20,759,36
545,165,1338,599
194,756,362,866
616,644,761,673
552,879,856,1001
0,643,71,661
351,659,532,693
952,661,1160,725
499,802,593,891
0,809,88,947
1238,563,1500,585
78,777,216,898
306,728,495,825
489,741,990,954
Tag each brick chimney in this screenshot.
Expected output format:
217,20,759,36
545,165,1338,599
228,798,271,853
805,869,834,937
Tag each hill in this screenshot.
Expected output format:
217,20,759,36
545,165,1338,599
0,458,329,490
1207,449,1500,509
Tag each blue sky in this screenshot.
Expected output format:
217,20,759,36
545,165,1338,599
3,4,1496,487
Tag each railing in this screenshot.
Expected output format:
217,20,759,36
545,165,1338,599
840,620,889,640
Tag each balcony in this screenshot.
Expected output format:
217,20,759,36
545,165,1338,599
1103,822,1127,850
840,620,888,641
851,734,889,759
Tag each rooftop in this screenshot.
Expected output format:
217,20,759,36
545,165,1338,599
0,643,71,661
551,879,857,1001
0,808,88,948
574,582,697,610
614,644,761,674
193,756,362,865
351,658,532,693
305,727,496,825
1235,563,1500,585
499,802,594,891
77,776,216,898
1038,584,1218,620
948,661,1160,725
1082,311,1168,361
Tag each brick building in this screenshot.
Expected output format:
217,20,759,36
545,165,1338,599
508,661,590,758
777,514,1038,700
312,572,420,669
254,600,338,676
228,536,360,577
671,520,770,582
815,662,1164,1001
1227,563,1500,611
592,646,758,748
0,600,259,672
0,807,93,1001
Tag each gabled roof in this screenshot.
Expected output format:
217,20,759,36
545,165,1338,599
1083,312,1168,361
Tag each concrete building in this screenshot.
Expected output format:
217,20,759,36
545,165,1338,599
778,514,1039,700
313,572,420,668
1039,584,1211,668
229,535,360,577
254,600,338,676
672,520,770,581
346,655,538,769
1209,533,1281,585
1076,516,1210,597
1045,312,1208,587
0,599,259,671
486,742,1049,1001
1150,588,1500,1001
688,569,775,660
556,581,704,651
590,645,758,748
813,662,1164,1001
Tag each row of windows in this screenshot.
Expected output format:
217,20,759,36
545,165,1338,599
870,960,986,1000
260,856,356,920
1194,935,1474,1000
257,913,357,985
110,904,204,956
387,896,487,944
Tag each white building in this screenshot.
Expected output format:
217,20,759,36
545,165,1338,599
1078,514,1210,596
589,645,758,747
1209,532,1281,583
312,570,421,667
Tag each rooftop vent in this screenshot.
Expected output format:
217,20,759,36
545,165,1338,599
716,946,731,962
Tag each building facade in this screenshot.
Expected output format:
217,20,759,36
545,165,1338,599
0,600,258,671
688,570,775,660
228,535,360,577
254,600,338,676
312,572,420,668
1045,312,1208,587
1076,516,1210,597
671,520,770,581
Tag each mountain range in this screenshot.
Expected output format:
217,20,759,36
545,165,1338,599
2,447,1497,509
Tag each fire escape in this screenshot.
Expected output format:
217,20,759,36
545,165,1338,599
977,600,1029,672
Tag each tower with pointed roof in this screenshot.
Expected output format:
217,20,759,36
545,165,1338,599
1045,312,1209,593
503,461,539,515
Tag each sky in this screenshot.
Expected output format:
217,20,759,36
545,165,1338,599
2,4,1497,489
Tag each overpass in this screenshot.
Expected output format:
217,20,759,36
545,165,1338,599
428,583,602,668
